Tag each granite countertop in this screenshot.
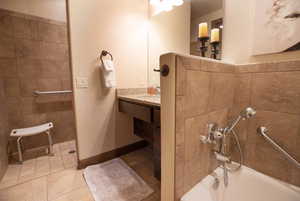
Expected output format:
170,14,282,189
118,94,161,107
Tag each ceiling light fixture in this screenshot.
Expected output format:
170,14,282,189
173,0,184,6
150,0,185,15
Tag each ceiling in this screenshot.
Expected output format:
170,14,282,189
191,0,223,19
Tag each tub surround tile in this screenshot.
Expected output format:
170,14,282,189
173,55,300,200
184,71,210,118
247,111,300,150
200,60,235,73
233,73,252,108
176,57,187,96
208,73,235,112
237,60,300,73
175,96,185,134
251,72,300,114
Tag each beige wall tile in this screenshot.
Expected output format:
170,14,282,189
3,79,20,97
0,59,17,78
233,73,252,108
252,72,300,114
20,78,38,97
175,96,185,134
184,71,210,117
0,37,15,58
184,115,207,162
17,59,41,78
37,78,62,91
246,110,300,179
37,22,67,44
174,55,300,198
15,39,42,59
12,16,38,40
40,60,63,79
41,42,68,61
290,166,300,187
208,73,235,112
177,56,202,71
207,109,228,128
0,11,13,38
176,57,187,96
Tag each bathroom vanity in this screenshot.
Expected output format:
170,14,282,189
117,92,161,179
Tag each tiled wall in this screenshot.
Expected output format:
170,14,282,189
233,61,300,188
0,72,8,179
0,9,76,154
174,56,236,199
174,55,300,200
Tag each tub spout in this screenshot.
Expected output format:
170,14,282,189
214,152,230,187
223,163,229,187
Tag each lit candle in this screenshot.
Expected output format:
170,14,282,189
210,28,220,43
198,23,208,38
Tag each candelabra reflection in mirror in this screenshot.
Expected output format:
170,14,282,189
197,22,221,60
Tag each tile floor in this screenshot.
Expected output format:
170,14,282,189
0,144,161,201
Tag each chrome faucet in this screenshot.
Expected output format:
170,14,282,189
201,123,231,186
200,107,257,187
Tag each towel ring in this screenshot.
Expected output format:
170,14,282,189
100,50,113,64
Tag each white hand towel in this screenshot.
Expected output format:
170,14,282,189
101,59,116,88
102,59,114,72
103,70,116,88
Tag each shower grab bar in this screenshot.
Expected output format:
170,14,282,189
34,90,73,96
257,126,300,169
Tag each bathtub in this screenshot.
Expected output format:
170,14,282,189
181,165,300,201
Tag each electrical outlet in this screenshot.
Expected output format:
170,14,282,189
76,77,88,88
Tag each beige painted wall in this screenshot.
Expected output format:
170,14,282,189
148,2,191,86
222,0,300,64
68,0,148,160
0,0,66,22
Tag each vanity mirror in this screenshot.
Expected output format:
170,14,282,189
148,0,224,87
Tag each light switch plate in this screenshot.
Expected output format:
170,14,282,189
76,77,88,88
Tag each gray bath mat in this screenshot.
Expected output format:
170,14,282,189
83,158,154,201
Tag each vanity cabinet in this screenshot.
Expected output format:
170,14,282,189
118,99,161,180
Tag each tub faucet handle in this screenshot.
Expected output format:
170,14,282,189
200,123,219,144
214,152,231,163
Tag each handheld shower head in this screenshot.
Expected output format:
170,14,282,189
240,107,256,119
227,107,256,132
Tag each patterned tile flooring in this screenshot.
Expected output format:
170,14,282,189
0,144,161,201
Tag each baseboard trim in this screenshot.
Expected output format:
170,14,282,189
78,140,148,169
